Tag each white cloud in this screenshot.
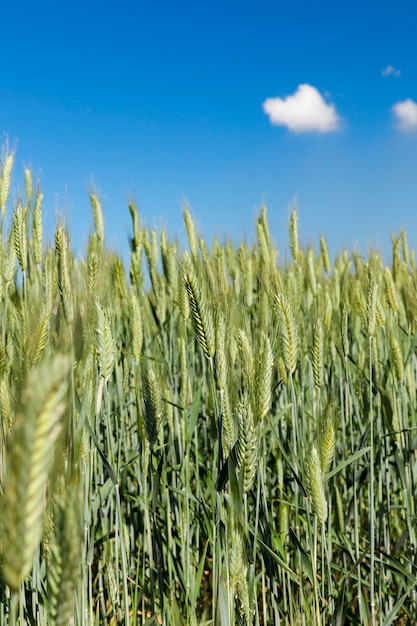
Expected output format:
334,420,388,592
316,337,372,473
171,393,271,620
382,64,401,77
392,99,417,132
262,84,341,133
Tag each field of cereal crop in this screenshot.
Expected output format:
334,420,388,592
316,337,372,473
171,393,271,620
0,145,416,625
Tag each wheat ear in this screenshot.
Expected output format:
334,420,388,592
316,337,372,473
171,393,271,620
89,191,105,244
55,225,74,324
236,400,259,493
96,303,116,382
289,208,299,261
236,327,255,396
128,201,141,251
255,331,274,422
305,445,328,524
307,248,317,297
320,235,330,274
389,332,404,383
183,262,215,360
367,269,378,338
237,242,253,306
0,144,14,219
215,315,236,449
24,167,33,205
1,355,70,590
130,292,143,362
318,405,335,475
160,229,178,291
47,483,81,626
384,267,399,316
143,366,164,448
183,207,199,261
228,510,251,622
14,201,28,273
311,319,324,390
274,293,299,375
32,187,44,266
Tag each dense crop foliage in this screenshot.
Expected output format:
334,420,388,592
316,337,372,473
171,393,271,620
0,145,416,625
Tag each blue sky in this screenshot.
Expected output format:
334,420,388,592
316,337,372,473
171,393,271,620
2,0,417,263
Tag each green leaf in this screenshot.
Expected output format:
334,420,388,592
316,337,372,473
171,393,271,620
191,540,209,606
326,446,372,480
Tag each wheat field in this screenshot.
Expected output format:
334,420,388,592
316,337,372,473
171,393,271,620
0,145,416,625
